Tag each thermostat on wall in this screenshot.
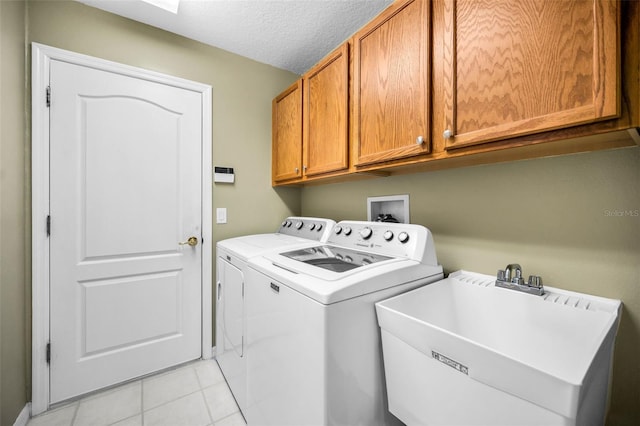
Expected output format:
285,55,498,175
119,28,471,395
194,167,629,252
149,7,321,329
214,166,235,183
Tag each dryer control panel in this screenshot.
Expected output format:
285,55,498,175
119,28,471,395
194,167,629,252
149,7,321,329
278,217,335,242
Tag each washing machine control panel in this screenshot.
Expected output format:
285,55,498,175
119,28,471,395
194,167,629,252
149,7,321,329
328,221,430,260
278,217,336,242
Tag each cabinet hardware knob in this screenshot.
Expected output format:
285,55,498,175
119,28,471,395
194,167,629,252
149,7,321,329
443,129,452,139
416,135,425,145
295,167,299,174
303,165,307,172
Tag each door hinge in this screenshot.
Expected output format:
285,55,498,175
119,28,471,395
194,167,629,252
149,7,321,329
46,215,51,237
46,86,51,107
46,342,51,364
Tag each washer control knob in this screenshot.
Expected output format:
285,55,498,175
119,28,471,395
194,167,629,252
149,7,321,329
334,226,342,235
383,230,394,241
359,227,373,240
398,232,410,243
295,221,303,230
316,224,323,231
344,227,352,236
308,223,316,231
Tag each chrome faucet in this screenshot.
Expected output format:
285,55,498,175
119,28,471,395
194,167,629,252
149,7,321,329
496,263,544,296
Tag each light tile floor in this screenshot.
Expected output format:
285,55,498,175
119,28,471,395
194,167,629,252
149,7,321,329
27,360,246,426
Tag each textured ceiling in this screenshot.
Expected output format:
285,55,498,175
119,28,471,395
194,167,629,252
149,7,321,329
77,0,394,75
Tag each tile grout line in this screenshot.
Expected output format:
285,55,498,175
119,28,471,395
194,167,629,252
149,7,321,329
194,363,216,425
69,401,80,426
140,378,145,426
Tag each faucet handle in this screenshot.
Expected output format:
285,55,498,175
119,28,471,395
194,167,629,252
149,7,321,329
497,269,506,281
527,275,543,288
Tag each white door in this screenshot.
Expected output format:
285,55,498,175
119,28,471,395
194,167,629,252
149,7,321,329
49,59,202,403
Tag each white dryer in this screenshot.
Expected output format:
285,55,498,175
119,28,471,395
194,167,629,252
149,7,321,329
215,217,335,414
245,221,443,426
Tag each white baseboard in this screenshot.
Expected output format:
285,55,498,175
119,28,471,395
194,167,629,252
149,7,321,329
13,403,30,426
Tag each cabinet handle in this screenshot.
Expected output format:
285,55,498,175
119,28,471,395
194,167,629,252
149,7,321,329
303,165,307,172
295,167,299,174
416,135,425,145
443,129,453,139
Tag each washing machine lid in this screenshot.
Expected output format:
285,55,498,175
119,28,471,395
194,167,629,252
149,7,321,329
250,252,442,304
265,244,405,282
281,245,392,273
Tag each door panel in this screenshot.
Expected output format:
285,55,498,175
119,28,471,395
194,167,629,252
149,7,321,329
272,80,303,183
443,0,619,149
81,272,180,355
82,96,181,258
303,43,349,177
354,0,431,166
49,59,202,403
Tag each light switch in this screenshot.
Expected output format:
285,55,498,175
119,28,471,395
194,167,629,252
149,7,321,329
216,208,227,224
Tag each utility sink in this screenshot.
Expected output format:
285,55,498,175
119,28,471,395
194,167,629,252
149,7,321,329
376,270,622,426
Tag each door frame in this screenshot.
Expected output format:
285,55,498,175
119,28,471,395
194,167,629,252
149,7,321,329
31,43,213,415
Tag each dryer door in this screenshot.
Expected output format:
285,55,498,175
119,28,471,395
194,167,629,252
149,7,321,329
216,255,247,412
218,257,244,357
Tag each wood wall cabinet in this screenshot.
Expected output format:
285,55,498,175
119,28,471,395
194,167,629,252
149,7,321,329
353,0,431,167
442,0,620,150
272,80,303,184
271,0,637,186
303,44,349,177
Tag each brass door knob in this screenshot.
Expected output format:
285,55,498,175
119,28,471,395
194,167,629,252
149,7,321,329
179,236,199,247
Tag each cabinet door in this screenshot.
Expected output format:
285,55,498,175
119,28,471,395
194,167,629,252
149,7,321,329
443,0,619,150
354,0,431,167
272,80,303,183
303,44,349,177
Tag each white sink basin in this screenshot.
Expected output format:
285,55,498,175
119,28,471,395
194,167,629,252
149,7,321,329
376,270,622,425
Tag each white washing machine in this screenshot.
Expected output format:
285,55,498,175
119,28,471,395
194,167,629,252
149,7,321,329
245,220,444,426
216,217,335,414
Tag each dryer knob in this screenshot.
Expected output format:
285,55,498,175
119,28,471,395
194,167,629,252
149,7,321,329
308,223,316,231
398,232,410,243
295,221,304,230
316,224,323,232
344,227,352,236
383,230,394,241
334,226,342,235
359,227,373,240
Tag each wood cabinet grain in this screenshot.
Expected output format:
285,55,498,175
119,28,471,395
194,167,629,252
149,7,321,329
442,0,619,149
303,44,349,177
271,0,637,187
272,80,303,184
353,0,431,167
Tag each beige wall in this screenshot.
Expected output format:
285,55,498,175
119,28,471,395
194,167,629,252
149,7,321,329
302,146,640,424
27,0,301,241
0,0,300,422
2,0,638,424
1,0,28,424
